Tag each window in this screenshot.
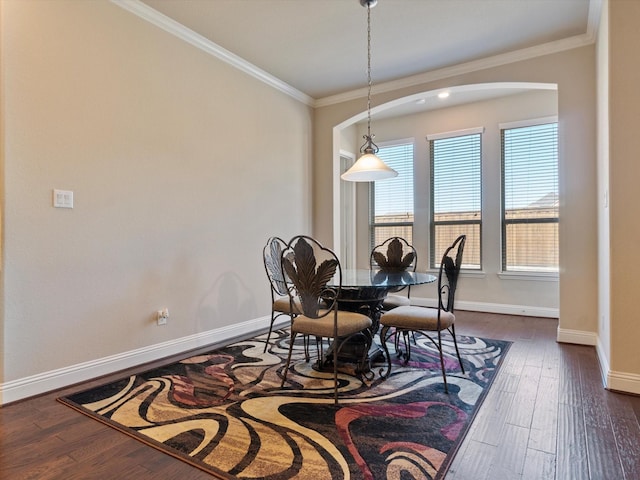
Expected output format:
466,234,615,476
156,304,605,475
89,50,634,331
501,119,558,273
429,129,482,269
370,141,414,249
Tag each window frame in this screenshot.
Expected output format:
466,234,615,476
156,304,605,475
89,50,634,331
427,127,484,270
499,116,559,277
369,139,415,252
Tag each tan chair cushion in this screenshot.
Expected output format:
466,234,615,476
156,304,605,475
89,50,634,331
273,296,301,314
383,294,411,310
381,305,455,331
291,310,372,338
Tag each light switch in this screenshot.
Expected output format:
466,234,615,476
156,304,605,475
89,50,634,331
53,189,74,208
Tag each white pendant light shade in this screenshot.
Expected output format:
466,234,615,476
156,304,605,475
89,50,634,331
341,0,397,183
341,152,398,181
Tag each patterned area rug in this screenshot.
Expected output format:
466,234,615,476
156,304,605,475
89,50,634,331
59,329,510,480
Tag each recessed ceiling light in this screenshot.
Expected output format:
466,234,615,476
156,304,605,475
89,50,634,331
438,91,450,99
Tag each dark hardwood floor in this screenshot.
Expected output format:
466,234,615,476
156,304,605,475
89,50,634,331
2,312,639,479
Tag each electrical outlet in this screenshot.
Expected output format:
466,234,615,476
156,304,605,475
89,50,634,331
53,189,74,208
157,308,169,325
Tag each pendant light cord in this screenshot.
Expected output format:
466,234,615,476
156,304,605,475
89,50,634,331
361,1,378,155
367,2,372,140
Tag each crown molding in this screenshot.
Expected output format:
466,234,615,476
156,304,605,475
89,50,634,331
316,32,596,108
112,0,600,111
111,0,314,106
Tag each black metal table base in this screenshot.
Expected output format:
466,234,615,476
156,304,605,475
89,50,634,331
315,287,388,374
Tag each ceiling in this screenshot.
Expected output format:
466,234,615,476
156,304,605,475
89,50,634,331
139,0,596,104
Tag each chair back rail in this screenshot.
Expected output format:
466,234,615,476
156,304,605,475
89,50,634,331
438,234,466,313
370,237,417,298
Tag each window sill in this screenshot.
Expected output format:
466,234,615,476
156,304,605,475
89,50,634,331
498,271,559,282
427,269,486,279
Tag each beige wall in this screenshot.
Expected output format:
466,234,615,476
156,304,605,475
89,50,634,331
608,0,640,381
350,90,559,310
314,47,597,336
0,0,312,388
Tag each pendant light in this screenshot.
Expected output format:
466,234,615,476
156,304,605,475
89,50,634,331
341,0,398,182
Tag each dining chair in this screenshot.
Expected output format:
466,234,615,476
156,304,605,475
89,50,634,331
280,235,373,404
379,234,466,393
262,236,301,353
370,237,417,311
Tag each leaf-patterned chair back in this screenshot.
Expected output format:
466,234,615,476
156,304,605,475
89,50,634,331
438,235,466,313
263,236,290,297
281,236,340,319
370,237,417,273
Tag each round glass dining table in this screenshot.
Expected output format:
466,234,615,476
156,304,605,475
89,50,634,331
329,269,436,323
338,268,436,290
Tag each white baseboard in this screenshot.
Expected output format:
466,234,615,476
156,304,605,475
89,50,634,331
0,315,290,405
596,337,640,394
606,370,640,395
596,337,611,388
411,297,559,318
560,330,640,394
556,327,598,346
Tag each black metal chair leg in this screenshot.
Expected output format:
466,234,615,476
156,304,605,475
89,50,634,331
303,334,310,362
437,330,448,393
281,332,297,387
333,335,339,404
263,313,276,353
449,325,465,374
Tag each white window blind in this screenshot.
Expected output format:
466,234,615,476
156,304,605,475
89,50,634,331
370,142,414,248
430,132,482,269
502,121,558,272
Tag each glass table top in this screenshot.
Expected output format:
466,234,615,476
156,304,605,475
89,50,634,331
330,269,436,288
